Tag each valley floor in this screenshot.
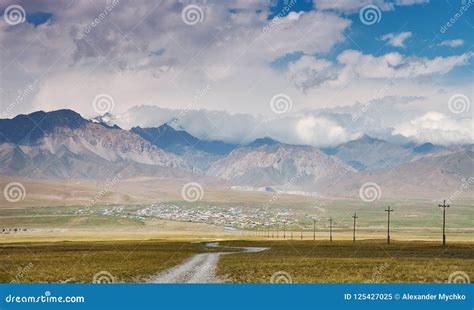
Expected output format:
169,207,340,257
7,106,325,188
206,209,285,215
0,239,472,284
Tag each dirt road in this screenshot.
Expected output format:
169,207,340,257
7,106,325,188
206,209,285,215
149,242,268,283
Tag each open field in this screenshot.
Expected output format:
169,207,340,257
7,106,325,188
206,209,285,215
0,178,472,283
0,198,472,242
0,239,471,283
0,240,236,283
2,176,471,211
0,177,316,209
216,240,474,283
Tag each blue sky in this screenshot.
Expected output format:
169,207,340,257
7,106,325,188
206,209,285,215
268,0,473,72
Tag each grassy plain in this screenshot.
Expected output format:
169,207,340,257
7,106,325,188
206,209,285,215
0,199,471,242
0,240,230,283
0,239,472,283
0,179,471,284
217,240,474,283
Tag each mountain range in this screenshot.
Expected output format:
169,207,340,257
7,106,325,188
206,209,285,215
0,109,472,199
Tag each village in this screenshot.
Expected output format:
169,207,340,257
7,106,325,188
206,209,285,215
75,203,299,229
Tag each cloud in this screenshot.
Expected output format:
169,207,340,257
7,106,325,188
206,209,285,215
379,31,412,48
294,115,358,146
0,0,470,150
113,90,471,147
113,105,359,147
394,0,429,6
336,50,472,80
283,50,473,92
313,0,428,13
286,55,336,92
314,0,392,13
439,39,464,48
393,111,473,145
0,0,351,117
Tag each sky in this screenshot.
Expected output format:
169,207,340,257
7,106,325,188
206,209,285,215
0,0,473,147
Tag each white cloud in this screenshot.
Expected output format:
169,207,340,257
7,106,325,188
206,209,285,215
284,50,473,92
112,105,359,147
287,55,336,92
314,0,428,13
439,39,464,48
314,0,393,13
0,1,350,117
394,0,429,6
112,88,472,147
295,116,357,146
0,0,471,148
336,50,472,80
379,31,412,48
393,111,473,145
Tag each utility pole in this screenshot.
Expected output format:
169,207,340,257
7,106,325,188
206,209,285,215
276,226,279,239
385,206,394,244
328,217,333,242
300,228,303,240
283,222,286,239
352,213,358,243
291,231,293,240
438,200,450,246
313,218,316,241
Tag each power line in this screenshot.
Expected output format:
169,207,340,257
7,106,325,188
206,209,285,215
385,206,394,244
352,213,358,243
313,218,316,241
328,217,333,242
438,200,450,246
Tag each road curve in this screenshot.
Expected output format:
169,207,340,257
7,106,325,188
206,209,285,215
149,242,268,283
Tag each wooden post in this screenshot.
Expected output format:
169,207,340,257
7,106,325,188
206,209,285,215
385,206,394,244
313,218,316,241
328,217,333,242
352,213,358,243
438,200,450,246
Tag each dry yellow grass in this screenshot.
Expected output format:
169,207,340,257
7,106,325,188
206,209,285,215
0,240,228,283
217,240,474,283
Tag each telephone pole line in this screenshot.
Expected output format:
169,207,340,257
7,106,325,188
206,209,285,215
313,218,316,241
328,217,333,242
385,206,394,244
352,213,358,243
438,200,450,246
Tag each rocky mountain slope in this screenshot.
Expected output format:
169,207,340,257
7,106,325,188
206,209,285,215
314,145,473,199
0,110,191,179
208,143,357,187
0,109,471,199
324,135,444,170
130,124,237,170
